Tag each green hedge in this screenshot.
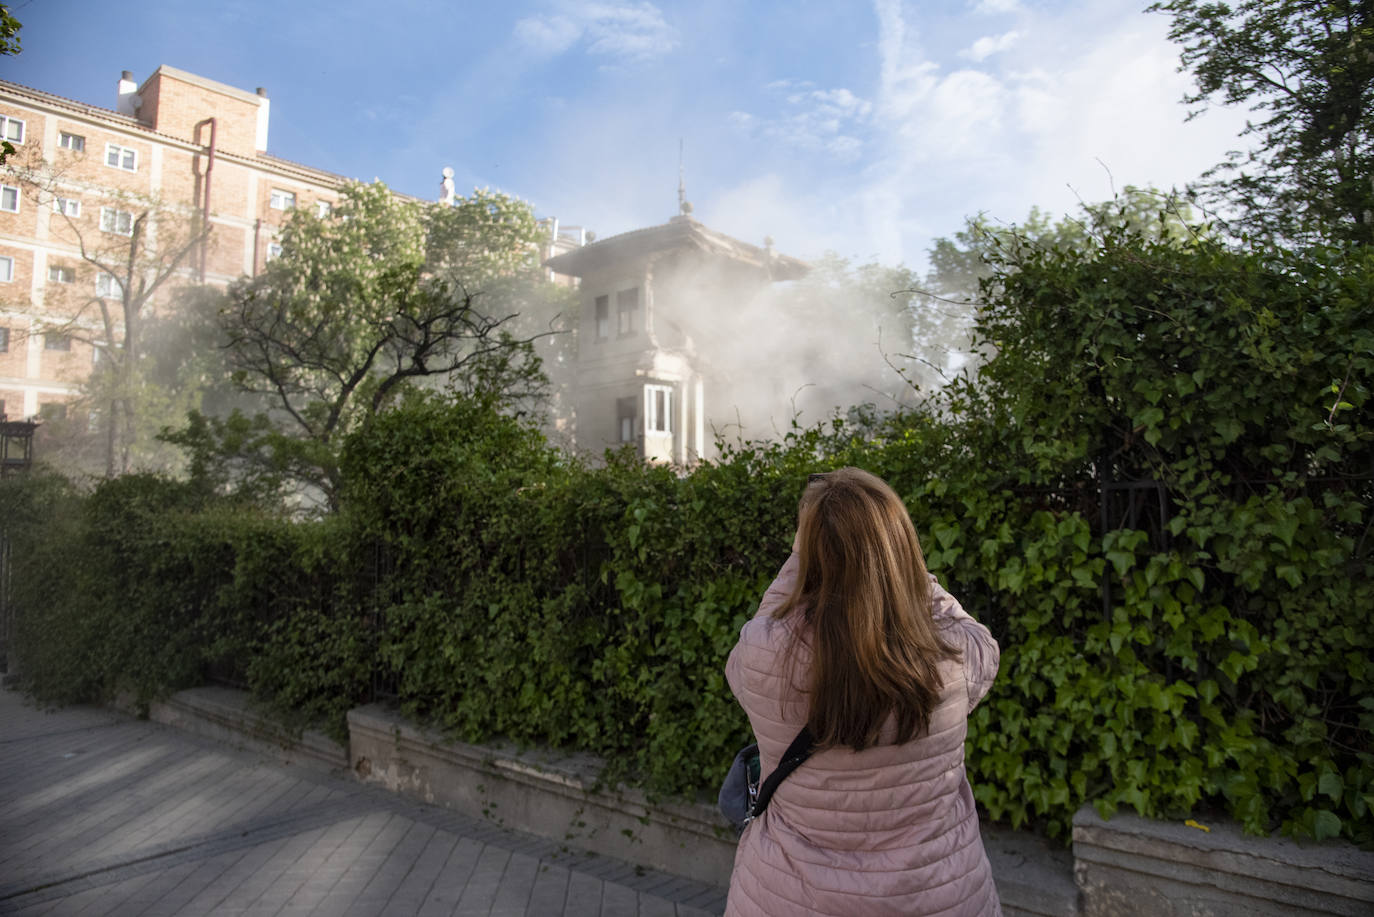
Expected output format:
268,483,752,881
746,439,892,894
4,233,1369,845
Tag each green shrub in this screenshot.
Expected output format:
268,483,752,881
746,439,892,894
7,234,1369,845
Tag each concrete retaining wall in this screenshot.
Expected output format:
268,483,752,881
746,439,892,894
145,685,347,774
1073,806,1374,916
347,703,739,888
141,686,1374,917
149,687,1077,912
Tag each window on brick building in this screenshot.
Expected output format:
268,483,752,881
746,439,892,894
0,115,24,144
0,256,12,282
39,402,67,421
266,242,283,261
270,189,296,210
616,287,639,336
45,333,72,352
595,295,609,340
105,143,137,171
52,196,81,217
0,327,9,353
1,185,19,213
96,272,123,299
100,207,134,236
59,131,85,153
316,200,332,218
48,265,75,284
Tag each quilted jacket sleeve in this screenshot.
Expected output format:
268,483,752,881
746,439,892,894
727,552,803,731
929,575,1000,709
754,551,800,619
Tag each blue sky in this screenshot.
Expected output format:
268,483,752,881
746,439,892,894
4,0,1250,272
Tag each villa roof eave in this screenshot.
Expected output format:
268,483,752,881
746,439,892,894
544,216,808,281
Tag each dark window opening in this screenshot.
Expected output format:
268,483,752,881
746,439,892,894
617,287,639,336
595,295,609,340
617,396,636,443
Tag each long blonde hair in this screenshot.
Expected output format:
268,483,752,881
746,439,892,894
774,467,960,751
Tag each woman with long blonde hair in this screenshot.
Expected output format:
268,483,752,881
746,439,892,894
725,467,1002,916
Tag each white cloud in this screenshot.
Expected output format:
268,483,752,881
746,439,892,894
513,15,581,55
960,30,1019,61
849,0,1253,268
502,0,1254,278
971,0,1021,14
810,88,873,120
513,1,678,63
730,83,873,161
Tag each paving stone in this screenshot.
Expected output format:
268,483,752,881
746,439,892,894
564,869,605,917
0,688,727,916
417,836,485,916
362,828,459,916
488,851,541,917
526,862,573,915
599,879,639,917
637,891,679,917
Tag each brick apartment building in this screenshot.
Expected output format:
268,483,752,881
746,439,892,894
0,65,348,423
0,65,811,469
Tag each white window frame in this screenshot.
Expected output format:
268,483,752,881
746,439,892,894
0,255,13,282
96,271,124,300
315,200,332,218
58,131,85,153
0,115,24,145
52,196,81,217
269,189,296,210
104,143,137,172
44,333,72,352
645,384,673,434
266,242,283,261
0,185,19,213
48,265,75,284
100,206,134,236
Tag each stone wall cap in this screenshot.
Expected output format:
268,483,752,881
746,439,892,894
1072,805,1374,881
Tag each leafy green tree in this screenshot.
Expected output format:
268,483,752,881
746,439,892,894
4,150,210,476
919,188,1205,375
0,3,20,165
201,180,566,507
0,4,19,56
1150,0,1374,247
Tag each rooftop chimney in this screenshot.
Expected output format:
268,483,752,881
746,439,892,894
254,86,270,152
116,70,141,117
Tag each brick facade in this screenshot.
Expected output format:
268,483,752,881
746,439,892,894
0,65,349,421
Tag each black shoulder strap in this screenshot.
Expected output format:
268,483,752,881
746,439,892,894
750,726,815,819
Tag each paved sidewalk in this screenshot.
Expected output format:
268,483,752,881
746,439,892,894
0,688,727,916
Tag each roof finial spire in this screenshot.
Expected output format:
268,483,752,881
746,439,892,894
677,138,689,217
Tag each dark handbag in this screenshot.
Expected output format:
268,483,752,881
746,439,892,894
718,727,815,835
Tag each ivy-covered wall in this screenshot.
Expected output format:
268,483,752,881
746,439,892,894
3,234,1369,845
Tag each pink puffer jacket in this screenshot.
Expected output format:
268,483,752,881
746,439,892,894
724,553,1002,916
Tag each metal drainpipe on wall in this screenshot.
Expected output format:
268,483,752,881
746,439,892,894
195,117,217,283
252,218,262,276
